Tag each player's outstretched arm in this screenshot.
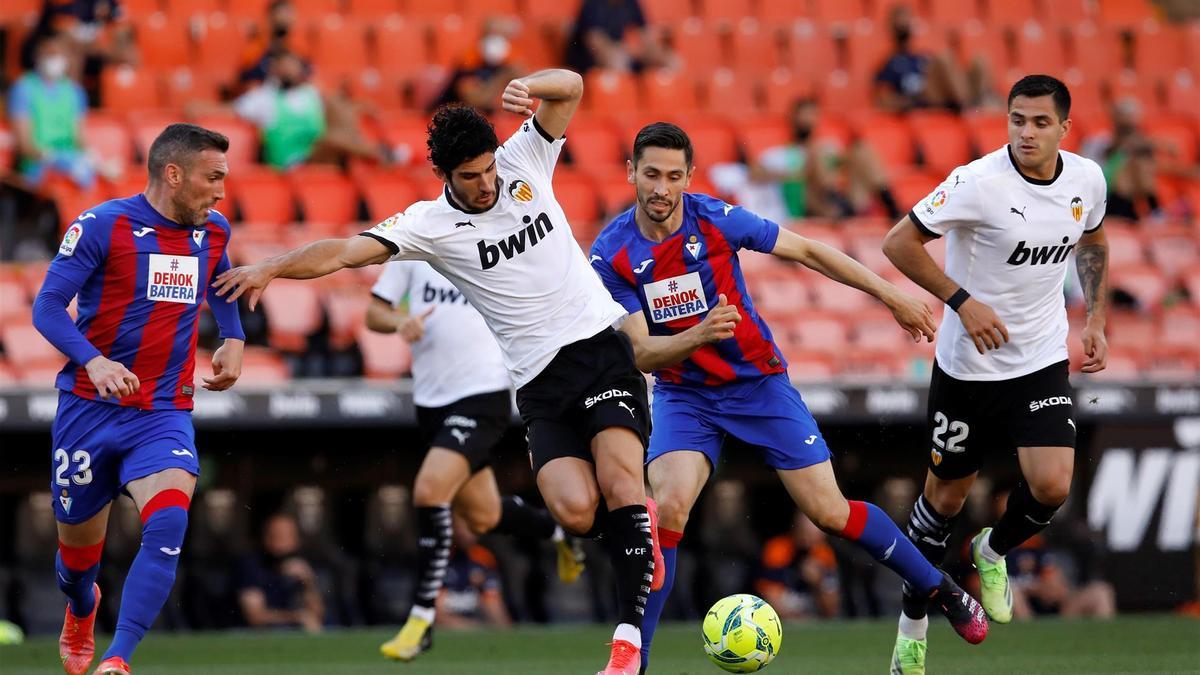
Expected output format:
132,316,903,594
1075,226,1109,373
619,295,741,372
502,69,583,140
774,228,936,342
202,338,243,391
214,235,392,310
883,217,1009,353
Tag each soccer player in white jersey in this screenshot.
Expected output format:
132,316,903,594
367,260,585,662
882,74,1109,674
215,69,659,675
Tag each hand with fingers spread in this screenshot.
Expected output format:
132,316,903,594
884,290,937,343
398,306,435,343
213,263,275,311
85,356,140,399
203,339,244,391
697,294,741,343
956,296,1010,354
1079,321,1107,373
501,78,535,117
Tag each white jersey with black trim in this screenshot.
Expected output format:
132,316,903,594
371,260,510,408
909,145,1107,381
361,116,627,388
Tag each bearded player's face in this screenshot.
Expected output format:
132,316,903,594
630,146,692,224
441,153,498,212
174,149,227,227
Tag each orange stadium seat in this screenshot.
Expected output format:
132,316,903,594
1089,346,1144,380
345,70,406,110
46,179,110,231
922,0,983,29
816,71,870,113
162,0,224,20
736,114,789,162
761,67,814,115
748,271,811,319
1097,0,1156,28
983,0,1039,26
377,112,429,164
0,278,30,326
356,169,419,221
1111,264,1171,309
517,22,567,71
0,358,17,387
190,16,250,77
584,70,640,116
852,309,917,352
857,115,916,168
787,29,837,81
429,16,481,66
756,0,805,25
785,352,837,381
2,322,62,363
846,228,896,276
671,21,726,75
374,20,432,77
810,0,867,28
1101,225,1147,267
1146,227,1198,281
1065,28,1122,84
222,0,272,22
322,289,371,350
963,112,1007,155
1160,306,1200,349
521,0,583,23
640,69,700,115
121,0,163,17
730,21,785,72
128,110,180,162
1045,0,1093,27
0,122,13,178
0,0,42,21
1132,24,1189,75
403,0,464,21
82,114,136,174
289,166,361,224
1144,119,1198,165
908,111,971,176
681,118,739,165
704,68,761,115
842,28,893,82
309,16,371,78
640,0,695,23
134,15,193,69
810,275,874,313
562,118,625,169
697,0,753,26
236,347,293,384
1184,268,1200,303
1164,74,1200,121
1011,24,1070,77
784,313,849,356
232,169,295,225
261,279,323,352
598,173,636,219
17,358,70,385
552,171,601,226
101,66,162,112
162,67,219,107
346,0,402,19
357,326,412,378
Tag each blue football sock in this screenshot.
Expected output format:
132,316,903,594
841,500,940,594
104,491,189,662
641,528,681,672
56,542,102,617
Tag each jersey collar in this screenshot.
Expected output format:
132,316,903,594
1007,145,1064,186
444,177,503,215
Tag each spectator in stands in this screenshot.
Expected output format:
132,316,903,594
229,48,390,169
237,0,299,92
234,513,325,633
20,0,136,102
1082,97,1161,221
755,512,841,620
716,98,900,222
990,488,1117,621
8,34,106,189
873,4,983,113
435,517,512,630
564,0,677,74
430,17,525,115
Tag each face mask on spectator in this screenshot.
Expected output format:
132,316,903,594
480,35,510,66
39,54,68,80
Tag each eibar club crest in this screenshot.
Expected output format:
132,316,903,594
685,234,702,259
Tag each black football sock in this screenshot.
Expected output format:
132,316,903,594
901,494,957,620
606,504,653,629
493,495,558,539
987,481,1061,556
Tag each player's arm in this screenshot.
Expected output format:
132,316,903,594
882,216,1010,354
214,235,391,310
772,228,936,342
1075,226,1109,373
202,249,246,391
618,297,741,372
501,68,583,140
366,296,433,343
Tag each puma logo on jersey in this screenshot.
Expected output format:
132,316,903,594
618,401,636,418
1010,206,1027,221
455,220,475,229
159,547,181,556
953,174,966,188
1007,237,1074,266
171,449,194,457
133,227,156,237
477,212,554,269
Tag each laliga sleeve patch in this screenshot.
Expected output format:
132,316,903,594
59,222,84,257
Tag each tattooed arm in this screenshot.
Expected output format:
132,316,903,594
1075,227,1109,373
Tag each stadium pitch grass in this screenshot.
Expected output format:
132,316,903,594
3,615,1195,674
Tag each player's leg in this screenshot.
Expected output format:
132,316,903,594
381,446,473,661
98,468,196,673
50,393,121,675
641,449,711,673
971,361,1076,624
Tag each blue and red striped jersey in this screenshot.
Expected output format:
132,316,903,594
590,193,786,386
42,194,239,410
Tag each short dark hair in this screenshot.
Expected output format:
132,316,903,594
147,123,229,180
426,104,499,175
632,122,693,166
1008,75,1071,121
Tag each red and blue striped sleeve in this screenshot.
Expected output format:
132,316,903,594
205,250,245,341
590,244,642,315
697,195,780,253
32,212,111,366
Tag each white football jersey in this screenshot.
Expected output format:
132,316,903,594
362,117,627,388
371,260,510,408
910,146,1106,381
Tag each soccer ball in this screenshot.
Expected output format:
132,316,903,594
701,594,782,672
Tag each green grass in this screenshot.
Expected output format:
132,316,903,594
3,616,1197,674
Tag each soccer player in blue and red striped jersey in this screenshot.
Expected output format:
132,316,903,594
32,123,245,675
590,123,989,674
